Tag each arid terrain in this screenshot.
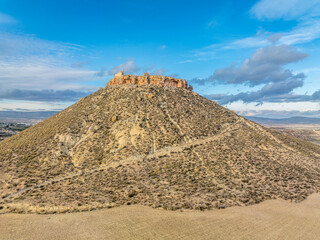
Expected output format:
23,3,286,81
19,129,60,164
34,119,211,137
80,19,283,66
2,0,320,239
269,125,320,145
0,123,31,141
246,117,320,145
0,80,319,214
0,77,319,239
0,193,319,240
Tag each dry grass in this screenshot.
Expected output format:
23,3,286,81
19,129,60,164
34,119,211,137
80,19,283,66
0,85,319,213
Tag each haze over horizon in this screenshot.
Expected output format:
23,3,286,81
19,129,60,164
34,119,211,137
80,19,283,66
0,0,320,118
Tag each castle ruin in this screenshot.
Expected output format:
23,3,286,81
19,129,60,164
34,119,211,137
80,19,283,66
107,71,193,91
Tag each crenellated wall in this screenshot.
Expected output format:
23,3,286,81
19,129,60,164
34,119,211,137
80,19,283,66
106,72,193,91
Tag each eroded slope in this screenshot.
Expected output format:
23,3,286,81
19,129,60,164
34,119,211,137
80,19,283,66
0,85,319,213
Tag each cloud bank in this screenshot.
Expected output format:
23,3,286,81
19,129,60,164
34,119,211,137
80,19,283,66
0,32,100,102
0,12,17,24
191,44,308,87
108,60,140,75
212,45,308,86
0,89,91,102
250,0,320,20
194,43,317,106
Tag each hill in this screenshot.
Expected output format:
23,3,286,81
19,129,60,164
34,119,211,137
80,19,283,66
0,75,319,214
0,111,59,124
0,111,58,121
246,116,320,125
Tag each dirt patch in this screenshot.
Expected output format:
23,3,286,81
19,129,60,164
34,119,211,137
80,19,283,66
0,193,319,240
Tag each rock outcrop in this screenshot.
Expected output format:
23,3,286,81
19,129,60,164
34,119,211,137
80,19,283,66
107,71,193,91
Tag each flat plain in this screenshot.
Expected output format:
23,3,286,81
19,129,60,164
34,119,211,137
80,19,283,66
0,193,319,240
268,124,320,146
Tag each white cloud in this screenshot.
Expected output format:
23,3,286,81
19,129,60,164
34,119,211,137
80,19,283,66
71,61,88,68
178,59,193,64
0,32,83,59
250,0,320,20
0,58,97,90
198,44,316,107
192,18,320,61
108,60,140,75
0,32,99,93
207,19,218,29
95,67,106,77
0,100,70,111
244,19,320,46
0,89,91,102
0,28,105,109
226,101,320,118
225,36,269,49
279,19,320,45
0,12,17,24
199,45,308,86
299,67,320,74
150,68,168,75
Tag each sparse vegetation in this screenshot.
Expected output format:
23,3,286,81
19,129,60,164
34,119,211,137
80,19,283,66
0,85,319,214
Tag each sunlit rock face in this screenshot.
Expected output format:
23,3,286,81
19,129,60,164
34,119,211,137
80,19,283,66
107,71,193,91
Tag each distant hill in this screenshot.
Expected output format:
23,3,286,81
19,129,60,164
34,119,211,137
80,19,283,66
0,111,59,120
246,116,320,125
0,83,319,214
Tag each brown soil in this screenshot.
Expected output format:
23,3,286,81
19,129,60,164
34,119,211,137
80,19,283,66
0,193,319,240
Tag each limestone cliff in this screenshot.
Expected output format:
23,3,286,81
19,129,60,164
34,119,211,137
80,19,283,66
107,71,193,91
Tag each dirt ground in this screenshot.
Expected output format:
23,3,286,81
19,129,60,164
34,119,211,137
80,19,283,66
0,193,319,240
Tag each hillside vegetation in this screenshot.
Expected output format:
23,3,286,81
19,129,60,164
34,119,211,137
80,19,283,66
0,85,319,213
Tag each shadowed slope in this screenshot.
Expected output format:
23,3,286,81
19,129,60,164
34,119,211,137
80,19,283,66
0,85,319,213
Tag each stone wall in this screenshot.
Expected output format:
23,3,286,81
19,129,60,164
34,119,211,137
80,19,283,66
106,72,193,91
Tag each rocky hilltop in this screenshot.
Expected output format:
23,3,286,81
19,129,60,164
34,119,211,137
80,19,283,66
0,83,319,214
107,71,193,91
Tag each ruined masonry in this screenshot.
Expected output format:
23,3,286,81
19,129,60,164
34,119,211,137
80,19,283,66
107,71,193,91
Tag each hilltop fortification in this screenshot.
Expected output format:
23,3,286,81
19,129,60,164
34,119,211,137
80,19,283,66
0,83,319,214
107,71,193,91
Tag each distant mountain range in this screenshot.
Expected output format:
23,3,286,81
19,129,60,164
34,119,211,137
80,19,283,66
1,110,319,125
0,111,59,120
246,116,320,125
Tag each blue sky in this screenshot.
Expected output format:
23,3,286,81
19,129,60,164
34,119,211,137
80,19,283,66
0,0,320,118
